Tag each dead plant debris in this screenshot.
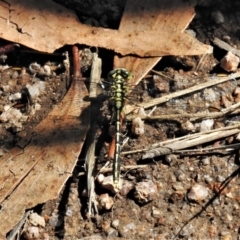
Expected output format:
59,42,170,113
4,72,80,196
0,0,240,239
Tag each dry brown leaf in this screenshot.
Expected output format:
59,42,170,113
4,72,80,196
0,0,212,57
0,80,90,237
114,0,206,85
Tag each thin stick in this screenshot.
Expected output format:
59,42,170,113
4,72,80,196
151,69,175,81
72,45,81,79
194,54,207,72
137,72,240,109
99,165,148,173
127,101,240,121
175,143,240,153
142,126,240,159
85,52,102,216
120,122,240,158
152,122,240,148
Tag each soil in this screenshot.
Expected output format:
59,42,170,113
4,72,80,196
1,0,240,239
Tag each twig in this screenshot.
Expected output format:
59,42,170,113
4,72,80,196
120,122,240,159
150,69,175,81
213,38,240,58
85,52,102,216
89,53,102,98
194,54,207,72
72,45,81,80
136,72,240,110
99,165,148,173
142,125,240,159
127,101,240,121
174,143,240,154
153,122,240,147
88,176,98,216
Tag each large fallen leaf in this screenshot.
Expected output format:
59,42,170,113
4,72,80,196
114,0,205,85
0,79,90,237
0,0,212,57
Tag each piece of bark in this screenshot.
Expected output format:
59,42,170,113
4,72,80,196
0,0,212,57
0,76,90,237
114,0,207,85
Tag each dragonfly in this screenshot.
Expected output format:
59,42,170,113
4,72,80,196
107,68,132,189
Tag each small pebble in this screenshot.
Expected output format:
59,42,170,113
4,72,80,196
12,71,19,79
233,86,240,95
199,119,214,132
179,224,194,237
187,184,209,202
204,174,214,184
208,225,218,237
122,222,136,231
120,180,134,196
216,175,225,182
212,198,220,206
152,207,161,218
39,64,51,76
134,180,158,203
98,193,114,210
42,232,50,240
8,92,22,101
97,175,122,193
168,192,184,204
203,88,217,102
221,232,232,240
26,81,46,102
29,62,41,74
220,51,239,72
189,167,194,171
233,203,239,210
131,117,145,135
165,154,177,165
181,120,195,132
174,170,185,182
201,157,210,165
107,227,118,237
225,213,233,221
49,214,63,227
29,212,45,227
111,219,120,229
97,174,105,183
153,76,170,93
172,183,184,192
223,35,231,42
226,191,234,199
65,208,73,217
126,173,135,180
211,10,225,24
22,226,40,240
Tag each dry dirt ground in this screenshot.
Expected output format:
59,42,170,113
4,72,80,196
1,0,240,239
